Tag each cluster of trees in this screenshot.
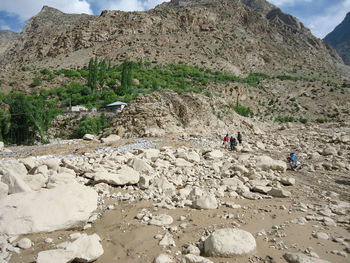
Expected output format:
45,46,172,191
1,59,274,145
0,92,59,144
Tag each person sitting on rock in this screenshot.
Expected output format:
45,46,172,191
230,136,237,151
287,153,302,171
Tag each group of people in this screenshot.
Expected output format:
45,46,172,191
223,132,302,171
223,132,242,151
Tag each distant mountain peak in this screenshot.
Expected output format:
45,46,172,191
324,12,350,65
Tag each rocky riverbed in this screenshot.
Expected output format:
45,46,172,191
0,122,349,263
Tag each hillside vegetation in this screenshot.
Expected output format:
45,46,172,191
1,58,349,145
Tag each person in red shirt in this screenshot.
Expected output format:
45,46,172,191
223,134,229,149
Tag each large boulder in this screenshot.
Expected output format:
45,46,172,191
321,146,337,156
23,173,48,190
268,188,291,198
204,150,223,160
192,195,218,210
204,228,256,257
0,163,32,194
0,182,9,199
91,166,140,186
283,253,330,263
132,158,153,173
0,184,98,235
255,156,287,172
46,173,77,189
100,134,121,143
37,234,103,263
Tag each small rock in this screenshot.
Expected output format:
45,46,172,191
153,253,174,263
17,238,32,249
149,214,173,226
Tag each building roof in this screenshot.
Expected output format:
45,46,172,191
105,101,127,107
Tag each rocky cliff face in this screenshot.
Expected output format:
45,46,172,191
324,12,350,65
0,0,342,76
0,30,17,57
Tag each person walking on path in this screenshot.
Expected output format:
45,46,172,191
223,134,229,149
237,132,242,145
230,136,237,151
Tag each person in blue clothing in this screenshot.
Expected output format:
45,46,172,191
287,152,302,170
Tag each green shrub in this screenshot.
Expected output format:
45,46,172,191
275,116,295,123
40,68,52,75
299,117,308,124
234,105,253,117
315,117,330,123
30,77,41,87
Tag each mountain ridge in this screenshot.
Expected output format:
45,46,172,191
0,0,343,77
324,12,350,65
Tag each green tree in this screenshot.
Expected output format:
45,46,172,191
99,59,107,87
121,60,133,92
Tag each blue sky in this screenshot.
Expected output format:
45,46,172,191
0,0,349,38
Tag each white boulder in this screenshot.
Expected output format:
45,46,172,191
204,150,223,160
17,238,32,249
204,228,256,257
149,214,173,226
268,188,291,198
91,166,140,186
183,254,214,263
37,234,103,263
132,158,153,173
46,173,77,189
101,134,120,144
0,184,98,235
256,156,287,172
192,195,218,210
0,182,8,199
154,253,174,263
0,163,32,194
83,134,96,141
283,253,330,263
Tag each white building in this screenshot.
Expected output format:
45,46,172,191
103,101,127,112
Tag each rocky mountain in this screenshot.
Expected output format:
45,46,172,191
0,30,17,56
0,0,343,77
324,12,350,65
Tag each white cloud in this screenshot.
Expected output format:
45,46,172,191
0,0,93,22
91,0,169,12
304,0,350,38
269,0,312,7
0,20,11,30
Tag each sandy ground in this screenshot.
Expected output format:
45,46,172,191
4,134,350,263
